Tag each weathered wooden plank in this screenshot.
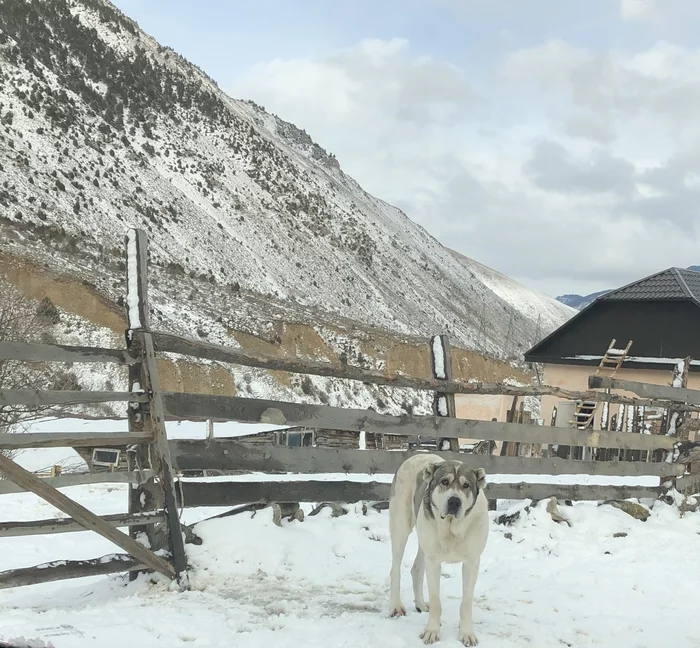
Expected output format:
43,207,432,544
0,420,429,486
177,479,662,507
590,375,700,406
0,340,132,365
0,454,174,578
0,511,164,538
0,470,154,495
432,334,458,452
0,554,145,590
0,431,151,449
170,439,682,477
487,481,661,502
126,228,150,331
162,392,675,452
152,331,693,408
0,389,147,407
178,479,390,507
141,331,189,588
124,229,163,583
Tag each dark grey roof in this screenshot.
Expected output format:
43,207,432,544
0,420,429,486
599,268,700,303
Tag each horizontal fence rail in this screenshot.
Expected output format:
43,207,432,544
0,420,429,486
0,470,154,496
152,332,694,409
176,479,663,508
0,511,164,538
0,554,146,590
162,393,676,452
0,389,148,407
0,431,151,449
590,375,700,406
0,340,133,365
171,439,683,478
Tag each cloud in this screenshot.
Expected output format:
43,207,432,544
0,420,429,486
619,0,700,22
564,117,616,143
619,0,655,21
240,39,478,130
523,140,636,197
233,33,700,297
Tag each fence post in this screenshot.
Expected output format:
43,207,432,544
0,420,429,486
124,228,189,589
124,229,158,579
430,334,458,452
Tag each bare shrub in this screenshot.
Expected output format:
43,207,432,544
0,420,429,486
0,277,66,467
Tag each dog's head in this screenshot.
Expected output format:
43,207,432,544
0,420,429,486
422,460,486,521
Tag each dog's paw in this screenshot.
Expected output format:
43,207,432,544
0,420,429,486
389,606,406,617
415,601,429,613
459,630,478,646
420,627,440,644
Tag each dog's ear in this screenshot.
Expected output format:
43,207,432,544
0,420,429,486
475,467,487,490
422,462,439,483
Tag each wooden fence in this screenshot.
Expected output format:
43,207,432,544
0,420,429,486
0,227,699,592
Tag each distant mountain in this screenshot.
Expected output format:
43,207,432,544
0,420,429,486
556,291,610,311
556,265,700,311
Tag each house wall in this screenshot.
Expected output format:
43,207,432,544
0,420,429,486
454,393,515,452
541,363,700,435
528,299,700,361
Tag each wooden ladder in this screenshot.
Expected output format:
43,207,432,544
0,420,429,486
572,339,633,428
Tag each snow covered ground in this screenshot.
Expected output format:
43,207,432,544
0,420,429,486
2,420,700,647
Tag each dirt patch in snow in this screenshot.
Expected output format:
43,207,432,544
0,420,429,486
1,250,531,396
0,250,126,334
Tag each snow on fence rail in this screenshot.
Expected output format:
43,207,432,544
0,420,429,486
0,226,699,592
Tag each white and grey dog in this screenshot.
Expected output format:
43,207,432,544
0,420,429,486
388,454,488,645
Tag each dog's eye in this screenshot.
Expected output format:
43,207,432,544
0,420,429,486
440,478,450,486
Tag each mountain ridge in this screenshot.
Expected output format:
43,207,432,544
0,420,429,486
0,0,574,373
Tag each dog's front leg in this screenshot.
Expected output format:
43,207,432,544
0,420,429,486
458,558,480,646
388,521,410,617
419,558,442,644
411,547,428,612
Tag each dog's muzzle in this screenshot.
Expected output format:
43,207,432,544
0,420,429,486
446,496,462,516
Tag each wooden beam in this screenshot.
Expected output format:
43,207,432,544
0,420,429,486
0,389,147,407
152,331,700,409
124,228,163,583
141,331,189,588
0,454,174,579
431,334,458,452
486,481,661,502
177,479,662,508
0,340,132,365
0,554,146,590
171,439,682,478
162,392,675,452
0,470,154,495
126,228,150,331
589,375,700,406
178,479,390,507
0,511,164,538
0,431,151,449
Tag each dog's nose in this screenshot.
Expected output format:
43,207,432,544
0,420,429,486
446,496,461,514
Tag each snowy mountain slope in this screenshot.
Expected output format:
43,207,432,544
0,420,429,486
0,0,572,362
449,250,575,350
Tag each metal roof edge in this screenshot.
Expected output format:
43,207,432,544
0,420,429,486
672,267,694,300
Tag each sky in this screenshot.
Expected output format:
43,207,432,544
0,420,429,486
112,0,700,298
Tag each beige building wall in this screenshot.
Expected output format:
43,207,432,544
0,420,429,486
541,363,700,433
454,393,515,451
